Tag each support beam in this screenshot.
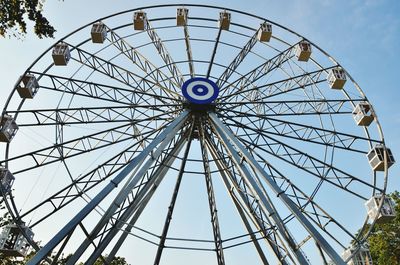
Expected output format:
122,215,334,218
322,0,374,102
84,127,193,265
209,112,346,265
205,138,274,265
27,111,189,265
216,29,259,88
183,23,195,77
145,18,185,87
207,27,223,78
107,26,181,99
199,123,225,265
105,135,188,262
153,124,194,265
206,135,293,264
66,113,190,265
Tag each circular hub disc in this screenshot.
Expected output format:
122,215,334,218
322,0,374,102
181,77,219,104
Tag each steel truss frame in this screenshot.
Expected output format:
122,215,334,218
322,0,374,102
0,4,390,265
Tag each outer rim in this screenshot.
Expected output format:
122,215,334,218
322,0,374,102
0,3,390,263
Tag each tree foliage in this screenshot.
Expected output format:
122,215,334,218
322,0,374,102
0,0,56,38
366,191,400,264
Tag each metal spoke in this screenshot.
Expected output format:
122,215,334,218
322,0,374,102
205,135,293,264
17,122,160,227
199,121,225,265
218,41,300,97
218,110,381,153
27,111,189,265
83,128,192,265
105,134,189,263
106,26,181,98
183,22,195,77
207,27,222,78
153,123,194,265
219,67,333,103
8,105,179,126
219,98,359,117
29,71,176,106
216,28,259,88
145,18,185,86
209,112,346,265
209,114,310,264
1,113,174,174
64,112,189,265
228,124,379,199
67,42,178,105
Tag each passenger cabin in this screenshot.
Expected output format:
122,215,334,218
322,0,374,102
328,67,347,89
0,168,14,194
342,246,373,265
218,11,231,30
91,22,107,44
177,8,188,26
365,194,396,223
353,102,374,126
133,11,148,30
257,22,272,42
367,144,395,171
295,40,312,62
52,42,71,66
16,74,39,99
0,115,18,143
0,223,34,257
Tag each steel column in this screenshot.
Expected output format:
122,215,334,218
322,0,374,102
209,112,346,265
105,135,188,263
206,136,292,265
67,112,190,265
27,111,189,265
153,124,194,265
199,124,225,265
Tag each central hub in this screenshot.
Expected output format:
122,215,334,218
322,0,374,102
181,77,219,105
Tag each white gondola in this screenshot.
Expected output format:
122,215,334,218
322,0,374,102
16,74,39,99
367,144,395,171
218,11,231,30
353,102,374,126
327,67,347,89
342,246,373,265
52,42,71,66
177,8,188,26
257,22,272,42
295,40,312,62
0,115,18,143
133,11,148,30
91,22,107,44
0,167,14,194
0,223,34,257
365,194,396,223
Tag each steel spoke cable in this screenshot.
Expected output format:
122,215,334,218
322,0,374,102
217,110,378,154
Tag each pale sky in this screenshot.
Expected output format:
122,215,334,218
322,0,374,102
0,1,399,264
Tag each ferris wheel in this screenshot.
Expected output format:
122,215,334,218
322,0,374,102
0,4,396,265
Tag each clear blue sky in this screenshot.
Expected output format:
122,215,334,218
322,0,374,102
0,0,399,264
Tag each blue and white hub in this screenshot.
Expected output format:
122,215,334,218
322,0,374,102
181,77,219,105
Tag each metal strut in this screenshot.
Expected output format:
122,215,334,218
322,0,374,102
205,135,293,264
105,135,189,263
145,18,185,87
68,115,190,265
199,122,225,265
27,111,189,265
153,121,195,265
209,112,346,265
206,27,223,78
183,22,195,77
